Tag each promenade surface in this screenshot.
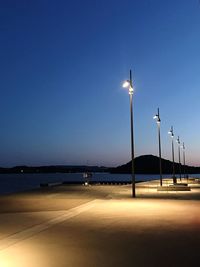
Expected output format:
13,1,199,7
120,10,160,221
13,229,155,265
0,178,200,267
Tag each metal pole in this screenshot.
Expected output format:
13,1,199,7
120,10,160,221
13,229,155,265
129,70,135,198
178,137,181,181
172,137,176,183
157,113,162,186
183,143,186,179
170,126,176,184
184,145,188,181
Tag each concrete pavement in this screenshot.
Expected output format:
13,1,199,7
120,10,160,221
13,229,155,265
0,178,200,267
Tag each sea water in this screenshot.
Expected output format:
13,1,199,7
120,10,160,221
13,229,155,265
0,173,199,195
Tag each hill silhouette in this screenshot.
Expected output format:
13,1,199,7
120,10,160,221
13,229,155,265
110,154,200,174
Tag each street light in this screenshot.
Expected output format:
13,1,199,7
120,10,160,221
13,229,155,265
153,108,162,186
168,126,176,184
181,142,186,179
122,69,135,198
176,136,182,181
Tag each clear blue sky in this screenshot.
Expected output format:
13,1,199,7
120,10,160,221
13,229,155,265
0,0,200,167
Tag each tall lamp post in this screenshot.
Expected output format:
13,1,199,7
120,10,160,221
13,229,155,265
153,108,162,186
168,126,176,184
122,70,135,198
182,142,186,179
176,136,182,181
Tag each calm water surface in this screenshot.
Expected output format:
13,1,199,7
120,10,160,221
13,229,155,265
0,173,199,195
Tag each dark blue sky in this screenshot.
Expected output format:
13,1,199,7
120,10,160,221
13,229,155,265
0,0,200,167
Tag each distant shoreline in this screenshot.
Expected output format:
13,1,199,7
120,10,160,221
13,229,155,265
1,154,200,174
1,168,200,175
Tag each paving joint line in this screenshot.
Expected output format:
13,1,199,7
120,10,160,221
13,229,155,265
0,199,98,251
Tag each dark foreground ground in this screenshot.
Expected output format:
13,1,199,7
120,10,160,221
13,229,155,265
0,178,200,267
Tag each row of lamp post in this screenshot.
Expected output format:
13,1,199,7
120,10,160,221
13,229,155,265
168,129,187,181
153,110,187,187
122,70,187,198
